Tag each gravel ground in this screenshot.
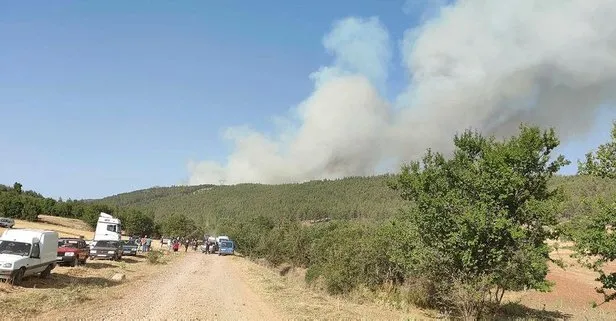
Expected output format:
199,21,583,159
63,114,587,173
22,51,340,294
83,253,281,321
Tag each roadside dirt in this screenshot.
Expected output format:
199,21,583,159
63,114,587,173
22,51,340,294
506,244,616,320
40,252,425,321
45,252,282,321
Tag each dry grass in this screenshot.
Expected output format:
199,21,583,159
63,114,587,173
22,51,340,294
230,257,434,320
0,218,94,239
38,215,93,232
0,254,172,320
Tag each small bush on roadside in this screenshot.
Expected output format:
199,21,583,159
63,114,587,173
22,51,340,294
146,250,164,264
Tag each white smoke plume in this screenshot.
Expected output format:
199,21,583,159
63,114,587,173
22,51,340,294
187,0,616,186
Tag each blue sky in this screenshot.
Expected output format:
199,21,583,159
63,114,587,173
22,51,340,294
1,1,614,199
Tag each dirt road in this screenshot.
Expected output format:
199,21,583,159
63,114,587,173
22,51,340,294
91,253,282,321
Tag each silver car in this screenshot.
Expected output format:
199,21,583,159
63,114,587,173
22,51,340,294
0,218,14,228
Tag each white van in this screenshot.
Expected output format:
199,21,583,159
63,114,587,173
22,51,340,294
0,229,58,285
94,212,122,241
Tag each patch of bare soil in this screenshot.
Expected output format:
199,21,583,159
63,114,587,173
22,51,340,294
506,245,616,320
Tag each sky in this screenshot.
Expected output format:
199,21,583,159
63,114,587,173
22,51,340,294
1,0,616,200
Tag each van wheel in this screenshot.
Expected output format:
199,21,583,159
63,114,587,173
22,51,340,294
10,268,25,285
40,265,53,279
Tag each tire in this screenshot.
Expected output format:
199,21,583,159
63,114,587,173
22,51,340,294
40,265,53,279
10,268,25,285
70,258,77,267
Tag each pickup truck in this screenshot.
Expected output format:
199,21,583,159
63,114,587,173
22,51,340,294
57,238,89,267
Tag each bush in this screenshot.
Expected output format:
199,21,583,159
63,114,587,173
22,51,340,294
146,250,164,264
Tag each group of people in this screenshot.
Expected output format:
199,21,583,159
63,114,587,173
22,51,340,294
130,235,222,254
161,237,200,253
129,235,153,253
202,239,218,254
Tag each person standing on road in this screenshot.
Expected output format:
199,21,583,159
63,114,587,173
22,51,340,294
141,236,148,253
145,236,152,252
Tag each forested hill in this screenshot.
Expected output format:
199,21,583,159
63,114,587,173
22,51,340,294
97,174,616,224
98,175,406,223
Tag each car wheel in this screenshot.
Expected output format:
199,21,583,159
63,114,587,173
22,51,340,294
10,268,25,285
40,265,53,279
70,258,77,267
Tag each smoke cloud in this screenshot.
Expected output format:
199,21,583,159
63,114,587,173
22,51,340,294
188,0,616,186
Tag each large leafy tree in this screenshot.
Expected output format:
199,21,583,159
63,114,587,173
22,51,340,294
160,213,197,237
390,125,568,315
120,209,156,236
573,121,616,302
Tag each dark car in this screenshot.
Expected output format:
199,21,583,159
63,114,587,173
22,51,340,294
121,240,138,256
89,240,122,261
57,238,89,266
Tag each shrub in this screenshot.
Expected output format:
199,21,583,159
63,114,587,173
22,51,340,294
146,250,164,264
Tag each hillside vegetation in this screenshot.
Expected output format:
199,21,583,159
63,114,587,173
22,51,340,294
99,174,616,225
99,175,408,227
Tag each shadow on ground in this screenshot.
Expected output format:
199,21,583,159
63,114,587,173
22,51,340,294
83,262,116,269
18,273,121,289
497,302,573,320
121,257,140,264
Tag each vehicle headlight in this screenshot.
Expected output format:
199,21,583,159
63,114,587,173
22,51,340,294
90,250,97,254
107,251,115,254
1,263,11,268
65,252,74,256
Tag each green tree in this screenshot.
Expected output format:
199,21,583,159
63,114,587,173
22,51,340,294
122,209,156,236
578,121,616,179
573,121,616,302
389,125,568,316
13,182,22,194
160,214,196,237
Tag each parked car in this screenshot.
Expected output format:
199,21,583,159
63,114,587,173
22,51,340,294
0,229,58,285
0,218,15,228
57,238,89,267
89,240,122,261
218,240,235,256
121,240,138,256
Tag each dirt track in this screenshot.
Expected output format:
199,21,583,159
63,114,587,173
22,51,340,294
89,253,282,321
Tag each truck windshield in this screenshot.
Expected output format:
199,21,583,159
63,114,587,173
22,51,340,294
0,241,31,256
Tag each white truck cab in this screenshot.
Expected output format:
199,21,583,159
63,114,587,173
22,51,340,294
216,235,229,244
94,212,122,242
0,229,58,285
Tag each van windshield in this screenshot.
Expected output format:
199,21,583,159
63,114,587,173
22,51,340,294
0,241,31,256
220,241,233,248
